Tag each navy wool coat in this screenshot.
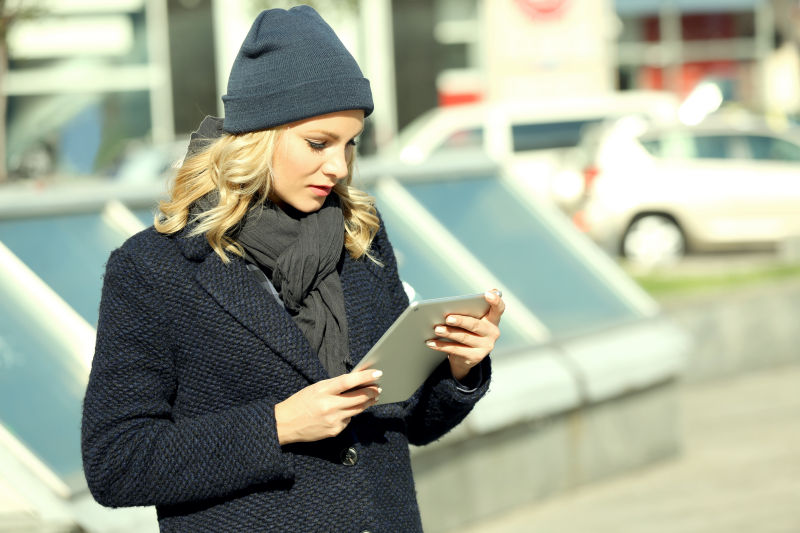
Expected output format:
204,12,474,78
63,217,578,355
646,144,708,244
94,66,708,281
81,217,491,532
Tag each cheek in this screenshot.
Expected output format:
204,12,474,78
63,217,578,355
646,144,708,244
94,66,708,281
278,142,317,181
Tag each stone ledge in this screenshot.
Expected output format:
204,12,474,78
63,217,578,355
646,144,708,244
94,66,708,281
412,315,689,532
662,278,800,382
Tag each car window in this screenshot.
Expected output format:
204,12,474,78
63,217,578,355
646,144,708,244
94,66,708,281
434,128,483,152
639,138,660,156
0,213,131,326
398,174,642,336
654,131,734,159
745,135,800,162
692,135,733,159
512,119,602,152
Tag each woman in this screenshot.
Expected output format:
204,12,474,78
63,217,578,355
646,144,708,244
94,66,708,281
82,6,503,532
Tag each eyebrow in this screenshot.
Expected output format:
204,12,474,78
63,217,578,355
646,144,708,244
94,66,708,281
308,129,364,141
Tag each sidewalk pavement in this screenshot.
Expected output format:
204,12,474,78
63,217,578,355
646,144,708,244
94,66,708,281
456,364,800,533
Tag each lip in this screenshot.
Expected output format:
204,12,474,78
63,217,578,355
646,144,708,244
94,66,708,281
308,185,333,197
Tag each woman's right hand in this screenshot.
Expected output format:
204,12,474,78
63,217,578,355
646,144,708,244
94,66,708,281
274,369,382,445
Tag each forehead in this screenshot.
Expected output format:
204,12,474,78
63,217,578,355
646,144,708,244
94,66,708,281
290,110,365,135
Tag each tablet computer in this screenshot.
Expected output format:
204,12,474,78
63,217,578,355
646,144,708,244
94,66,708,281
352,292,490,404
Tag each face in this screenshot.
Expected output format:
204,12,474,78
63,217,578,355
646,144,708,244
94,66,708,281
270,109,364,213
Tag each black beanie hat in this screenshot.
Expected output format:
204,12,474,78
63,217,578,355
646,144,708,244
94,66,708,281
222,6,374,134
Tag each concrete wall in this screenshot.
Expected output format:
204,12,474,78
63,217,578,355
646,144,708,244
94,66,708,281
663,278,800,382
413,380,681,533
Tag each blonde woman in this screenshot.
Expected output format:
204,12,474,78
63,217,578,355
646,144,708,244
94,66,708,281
81,6,503,531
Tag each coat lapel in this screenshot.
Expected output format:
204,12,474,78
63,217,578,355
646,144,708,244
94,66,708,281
193,251,329,384
340,253,383,365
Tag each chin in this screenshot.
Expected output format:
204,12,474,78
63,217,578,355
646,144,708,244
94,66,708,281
291,198,325,214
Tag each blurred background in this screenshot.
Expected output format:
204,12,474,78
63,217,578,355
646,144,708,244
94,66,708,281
0,0,798,531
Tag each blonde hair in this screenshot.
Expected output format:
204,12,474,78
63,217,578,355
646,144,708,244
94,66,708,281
155,128,381,263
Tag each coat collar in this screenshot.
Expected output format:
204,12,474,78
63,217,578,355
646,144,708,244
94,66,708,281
175,227,329,384
173,227,212,262
173,224,374,384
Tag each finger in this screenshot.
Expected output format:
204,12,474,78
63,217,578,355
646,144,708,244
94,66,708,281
339,389,382,415
442,314,491,337
338,393,379,412
335,386,381,413
433,324,482,348
426,338,487,357
329,369,383,394
483,289,505,325
340,384,381,402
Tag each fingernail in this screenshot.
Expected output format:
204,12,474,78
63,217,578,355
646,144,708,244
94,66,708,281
485,291,497,301
445,315,457,325
372,370,383,378
426,340,436,347
435,326,446,335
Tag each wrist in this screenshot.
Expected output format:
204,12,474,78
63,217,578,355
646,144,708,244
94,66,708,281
274,401,296,446
448,357,471,381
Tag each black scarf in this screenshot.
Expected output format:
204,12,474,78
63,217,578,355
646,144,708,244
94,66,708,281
236,195,351,376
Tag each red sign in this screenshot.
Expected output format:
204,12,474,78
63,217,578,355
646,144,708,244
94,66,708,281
514,0,570,20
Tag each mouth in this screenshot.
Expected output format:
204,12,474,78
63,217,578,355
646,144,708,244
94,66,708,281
308,185,333,197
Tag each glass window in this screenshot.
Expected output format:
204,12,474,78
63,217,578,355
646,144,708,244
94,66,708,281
0,213,130,326
681,12,754,41
0,282,86,488
372,190,529,351
616,15,655,43
376,201,469,299
399,174,642,336
133,207,157,227
512,120,602,152
746,135,800,162
7,91,151,179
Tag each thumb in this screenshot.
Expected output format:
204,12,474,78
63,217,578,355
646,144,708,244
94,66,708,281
484,289,505,325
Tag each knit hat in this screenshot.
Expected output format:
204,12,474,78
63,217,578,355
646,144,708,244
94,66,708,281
222,5,373,134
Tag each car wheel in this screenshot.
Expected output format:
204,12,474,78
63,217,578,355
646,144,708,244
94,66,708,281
622,214,686,267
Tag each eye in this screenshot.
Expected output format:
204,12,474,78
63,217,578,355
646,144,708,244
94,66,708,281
306,140,326,151
348,138,358,147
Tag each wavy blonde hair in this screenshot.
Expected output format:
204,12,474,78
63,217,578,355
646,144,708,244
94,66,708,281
155,128,380,263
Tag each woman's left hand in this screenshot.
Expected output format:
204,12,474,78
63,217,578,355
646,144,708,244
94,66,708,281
426,289,505,381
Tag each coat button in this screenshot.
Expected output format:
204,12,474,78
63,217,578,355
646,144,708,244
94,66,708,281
341,446,358,466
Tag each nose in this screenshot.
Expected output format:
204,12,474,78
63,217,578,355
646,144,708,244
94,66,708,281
322,148,350,180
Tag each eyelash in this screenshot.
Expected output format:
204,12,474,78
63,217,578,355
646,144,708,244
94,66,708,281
306,139,358,151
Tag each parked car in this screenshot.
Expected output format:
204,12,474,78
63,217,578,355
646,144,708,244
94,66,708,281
571,114,800,265
381,91,678,209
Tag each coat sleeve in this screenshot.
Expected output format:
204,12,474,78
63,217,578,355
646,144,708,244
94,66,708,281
81,247,294,508
369,216,492,446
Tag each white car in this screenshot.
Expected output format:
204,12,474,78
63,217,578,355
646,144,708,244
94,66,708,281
382,91,679,208
573,115,800,266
